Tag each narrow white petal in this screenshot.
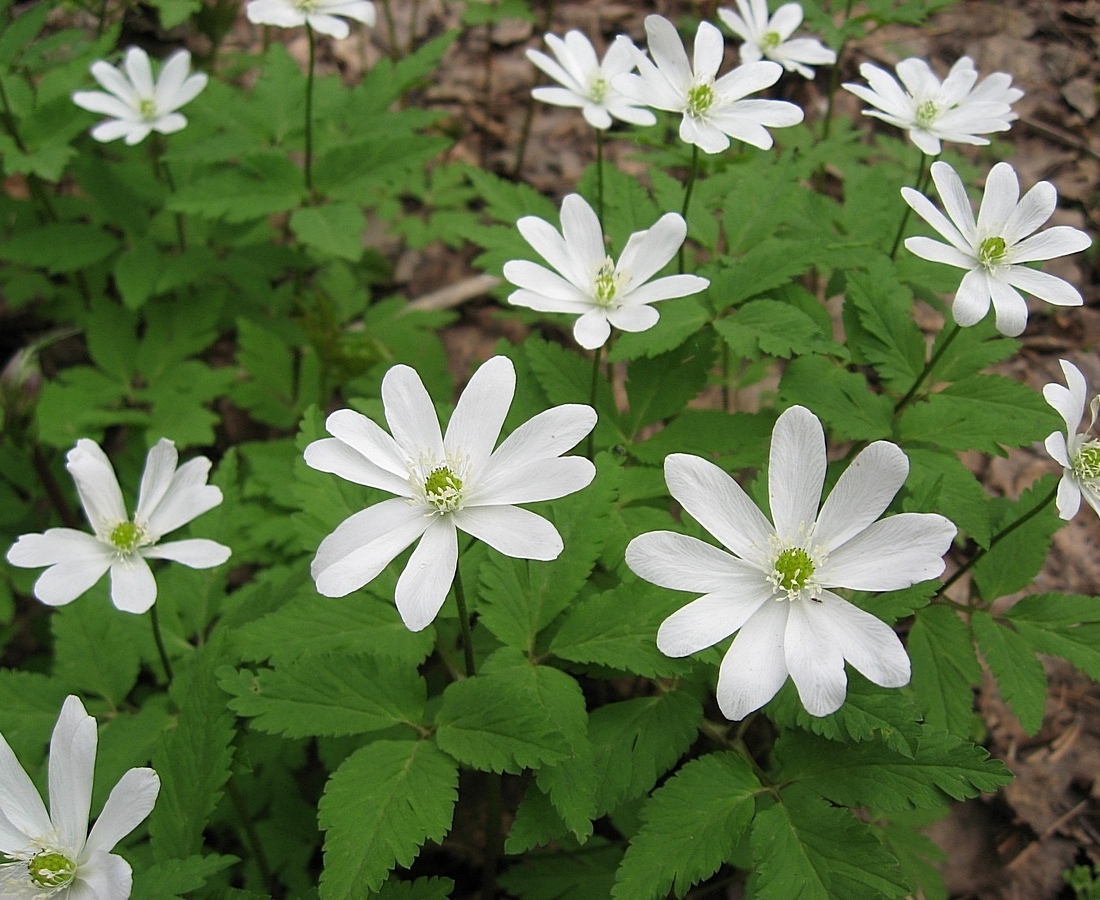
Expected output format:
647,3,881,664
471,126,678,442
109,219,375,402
74,851,132,900
246,0,305,27
481,404,596,475
813,442,909,551
785,599,848,716
503,259,590,302
623,274,709,306
615,213,686,288
951,267,992,327
606,304,659,333
903,236,973,269
769,406,826,542
1044,431,1070,469
901,185,973,254
109,558,158,613
573,310,613,349
559,194,605,279
7,529,105,568
988,275,1029,336
33,553,114,607
976,161,1021,236
88,60,139,105
472,457,594,506
303,438,412,497
135,439,179,525
821,513,955,590
680,115,732,154
122,47,155,99
1011,226,1092,263
323,408,406,475
71,91,134,119
657,587,773,657
154,50,191,109
646,15,693,93
394,518,457,632
626,530,765,593
713,60,783,102
814,592,910,688
531,85,587,109
1002,266,1083,308
692,21,726,82
715,600,790,720
66,440,127,534
142,539,230,569
1043,360,1087,436
143,457,221,538
929,161,977,245
664,454,775,563
49,698,96,855
306,14,351,39
770,3,804,38
999,179,1055,245
445,356,514,476
0,734,51,847
516,214,589,290
1056,473,1082,520
382,365,444,460
452,505,562,560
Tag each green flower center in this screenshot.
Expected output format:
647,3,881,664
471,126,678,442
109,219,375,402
1073,441,1100,482
28,851,76,890
774,547,815,592
109,520,145,553
915,99,938,128
294,0,319,10
423,465,463,512
138,98,157,121
588,76,609,104
978,236,1007,269
593,258,619,307
686,81,716,118
760,31,782,51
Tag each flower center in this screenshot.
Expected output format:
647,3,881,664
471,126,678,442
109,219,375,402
109,520,145,554
137,98,157,121
686,80,716,118
765,537,825,603
915,99,939,128
593,257,621,308
1072,441,1100,482
423,465,464,513
588,75,609,104
28,851,76,890
977,235,1007,269
293,0,319,10
760,31,782,51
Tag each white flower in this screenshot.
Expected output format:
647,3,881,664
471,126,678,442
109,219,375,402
842,56,1022,155
305,356,597,631
901,160,1093,337
502,194,710,350
526,31,657,130
626,406,956,720
718,0,836,79
613,15,803,154
246,0,376,39
0,695,160,899
71,47,207,146
6,439,230,614
1044,359,1100,521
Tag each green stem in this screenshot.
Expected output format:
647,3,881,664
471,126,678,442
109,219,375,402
150,603,174,684
304,24,316,198
819,0,855,141
586,344,603,460
453,565,476,678
893,322,961,414
151,136,187,250
889,151,930,259
595,127,605,224
939,481,1059,597
677,144,700,273
380,0,401,61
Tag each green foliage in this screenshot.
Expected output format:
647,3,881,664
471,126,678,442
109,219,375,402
971,611,1047,734
908,605,982,736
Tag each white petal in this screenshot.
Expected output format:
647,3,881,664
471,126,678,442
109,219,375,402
142,539,230,568
471,457,595,506
1002,266,1083,308
813,592,910,688
49,697,96,855
715,599,790,720
394,518,457,632
813,442,909,551
0,734,50,849
657,587,773,657
664,454,775,562
135,439,179,526
109,558,158,613
382,365,444,460
7,529,105,568
976,161,1020,236
87,119,136,144
1044,431,1070,469
306,14,351,38
303,438,413,497
531,85,587,109
483,404,596,474
626,530,766,593
247,0,306,27
88,60,139,105
74,850,132,900
769,406,826,542
903,236,973,269
503,260,590,303
1011,226,1092,263
143,457,221,538
615,213,686,288
30,547,114,608
929,161,977,245
122,47,155,99
951,267,992,327
1043,359,1087,436
452,505,562,560
623,274,710,306
71,91,134,119
988,274,1029,336
573,310,613,349
713,60,783,102
692,21,726,82
646,15,693,93
559,194,605,280
1056,472,1082,520
902,183,973,255
821,513,955,590
66,440,126,534
606,304,660,333
516,214,588,290
785,600,847,716
999,178,1055,245
311,499,431,598
680,114,732,154
445,356,514,476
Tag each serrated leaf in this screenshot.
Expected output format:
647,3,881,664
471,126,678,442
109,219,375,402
777,728,1012,810
52,596,144,705
0,223,119,273
630,408,773,469
907,605,981,736
290,202,366,262
903,448,991,548
780,356,894,441
706,239,823,312
971,611,1046,735
624,332,714,435
750,787,908,899
318,740,458,899
612,752,760,899
524,337,623,443
842,265,925,391
167,154,303,222
218,654,425,738
506,784,573,853
134,854,239,899
608,298,710,361
498,840,621,900
1007,593,1100,682
375,876,456,899
714,299,832,361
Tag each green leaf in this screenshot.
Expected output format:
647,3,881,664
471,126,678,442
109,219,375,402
507,784,573,853
52,596,144,705
375,877,456,899
971,611,1047,735
929,319,1019,382
231,318,315,428
35,365,136,448
749,787,908,899
842,266,925,392
971,475,1061,601
290,202,367,262
1007,593,1100,683
706,239,823,313
612,752,761,899
903,448,991,548
714,299,834,361
0,223,119,273
898,374,1058,454
167,154,304,222
318,740,458,899
608,298,710,361
0,671,71,761
780,356,894,441
134,854,238,899
524,337,622,443
218,654,425,738
498,840,621,900
624,332,714,435
777,728,1012,810
907,605,981,736
113,239,162,310
630,408,774,469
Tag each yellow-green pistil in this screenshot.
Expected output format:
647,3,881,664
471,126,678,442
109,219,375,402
686,81,717,118
774,547,815,594
137,98,157,121
915,99,938,129
593,258,619,308
424,465,463,512
28,850,76,889
978,236,1008,269
109,520,144,554
1073,442,1100,482
760,31,782,52
588,76,609,104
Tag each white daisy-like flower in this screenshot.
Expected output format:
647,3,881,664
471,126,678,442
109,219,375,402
0,695,160,899
901,160,1093,337
305,356,597,632
841,56,1022,155
502,194,710,350
613,15,804,154
245,0,376,39
6,438,230,614
626,405,956,720
717,0,836,79
71,47,208,146
1044,359,1100,521
526,31,657,130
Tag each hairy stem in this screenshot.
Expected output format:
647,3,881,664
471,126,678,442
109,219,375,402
150,603,174,684
893,322,961,414
596,127,605,223
453,565,476,678
678,144,700,273
586,344,603,460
